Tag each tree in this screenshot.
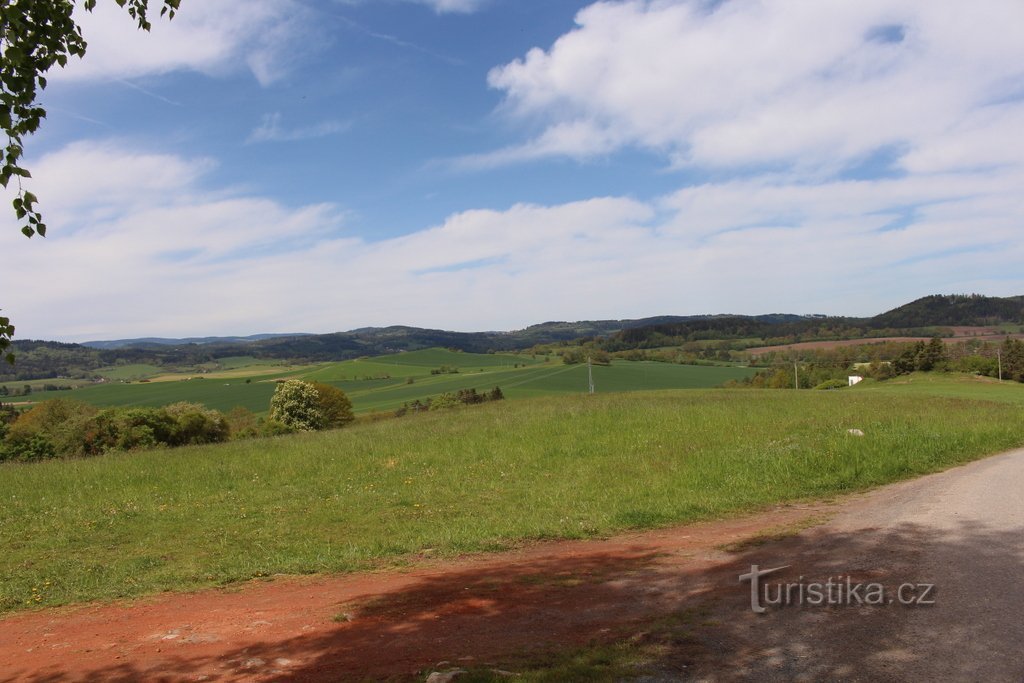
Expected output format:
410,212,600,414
310,382,354,429
916,337,947,372
0,0,181,362
269,380,325,432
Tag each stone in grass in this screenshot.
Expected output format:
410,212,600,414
425,669,519,682
847,428,865,437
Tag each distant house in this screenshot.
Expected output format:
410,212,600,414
848,375,864,386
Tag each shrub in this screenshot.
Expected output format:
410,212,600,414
257,418,295,437
1,433,55,462
3,398,97,459
88,407,177,453
311,382,354,429
429,393,461,411
225,406,260,440
269,380,325,432
163,402,230,446
813,379,848,390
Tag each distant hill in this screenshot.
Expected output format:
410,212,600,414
869,294,1024,328
82,333,311,350
605,294,1024,349
4,294,1021,382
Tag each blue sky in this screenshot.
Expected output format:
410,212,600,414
3,0,1024,341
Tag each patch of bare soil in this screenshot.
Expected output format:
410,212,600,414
0,504,833,682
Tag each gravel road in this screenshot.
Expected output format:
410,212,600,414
688,448,1024,682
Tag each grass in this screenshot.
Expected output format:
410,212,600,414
16,349,757,415
94,364,165,380
1,386,1022,614
855,371,1024,406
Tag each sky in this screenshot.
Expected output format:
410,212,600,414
2,0,1024,341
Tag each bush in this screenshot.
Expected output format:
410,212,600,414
225,406,260,440
429,393,461,411
269,380,325,432
257,418,295,437
88,407,177,453
3,398,97,459
1,433,55,462
311,382,354,428
163,402,230,446
813,379,848,391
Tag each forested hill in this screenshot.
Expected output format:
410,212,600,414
0,316,699,381
870,294,1024,328
3,295,1022,382
604,294,1024,349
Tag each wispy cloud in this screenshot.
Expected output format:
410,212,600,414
114,78,182,106
335,14,463,65
246,113,351,144
337,0,489,15
412,0,489,14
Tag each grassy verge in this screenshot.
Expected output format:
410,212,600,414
1,388,1022,614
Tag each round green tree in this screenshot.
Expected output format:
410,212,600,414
311,382,354,428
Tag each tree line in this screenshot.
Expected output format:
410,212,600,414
730,337,1024,389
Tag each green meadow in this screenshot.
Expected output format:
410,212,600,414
853,371,1024,406
15,348,757,415
1,377,1022,613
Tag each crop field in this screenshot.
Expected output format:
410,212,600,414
93,364,165,380
1,385,1021,613
16,349,757,415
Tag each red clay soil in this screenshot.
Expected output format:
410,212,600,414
0,503,832,682
745,337,931,355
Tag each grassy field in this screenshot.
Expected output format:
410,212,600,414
854,371,1024,406
14,349,757,415
1,382,1022,613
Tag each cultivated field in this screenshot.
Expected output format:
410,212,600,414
14,349,757,415
2,376,1022,614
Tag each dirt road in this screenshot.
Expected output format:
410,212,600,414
1,448,1022,681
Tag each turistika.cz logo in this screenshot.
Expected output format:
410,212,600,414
739,564,935,613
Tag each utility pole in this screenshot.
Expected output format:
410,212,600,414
588,356,595,394
998,349,1003,382
794,361,799,390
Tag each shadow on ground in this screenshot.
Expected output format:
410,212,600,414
630,520,1024,682
5,521,1022,682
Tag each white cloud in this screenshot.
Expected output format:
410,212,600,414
247,113,352,144
49,0,316,86
481,0,1024,174
3,140,1023,341
409,0,488,14
335,0,488,15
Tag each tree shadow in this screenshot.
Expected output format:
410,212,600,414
5,521,1022,682
1,547,702,682
629,520,1024,682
